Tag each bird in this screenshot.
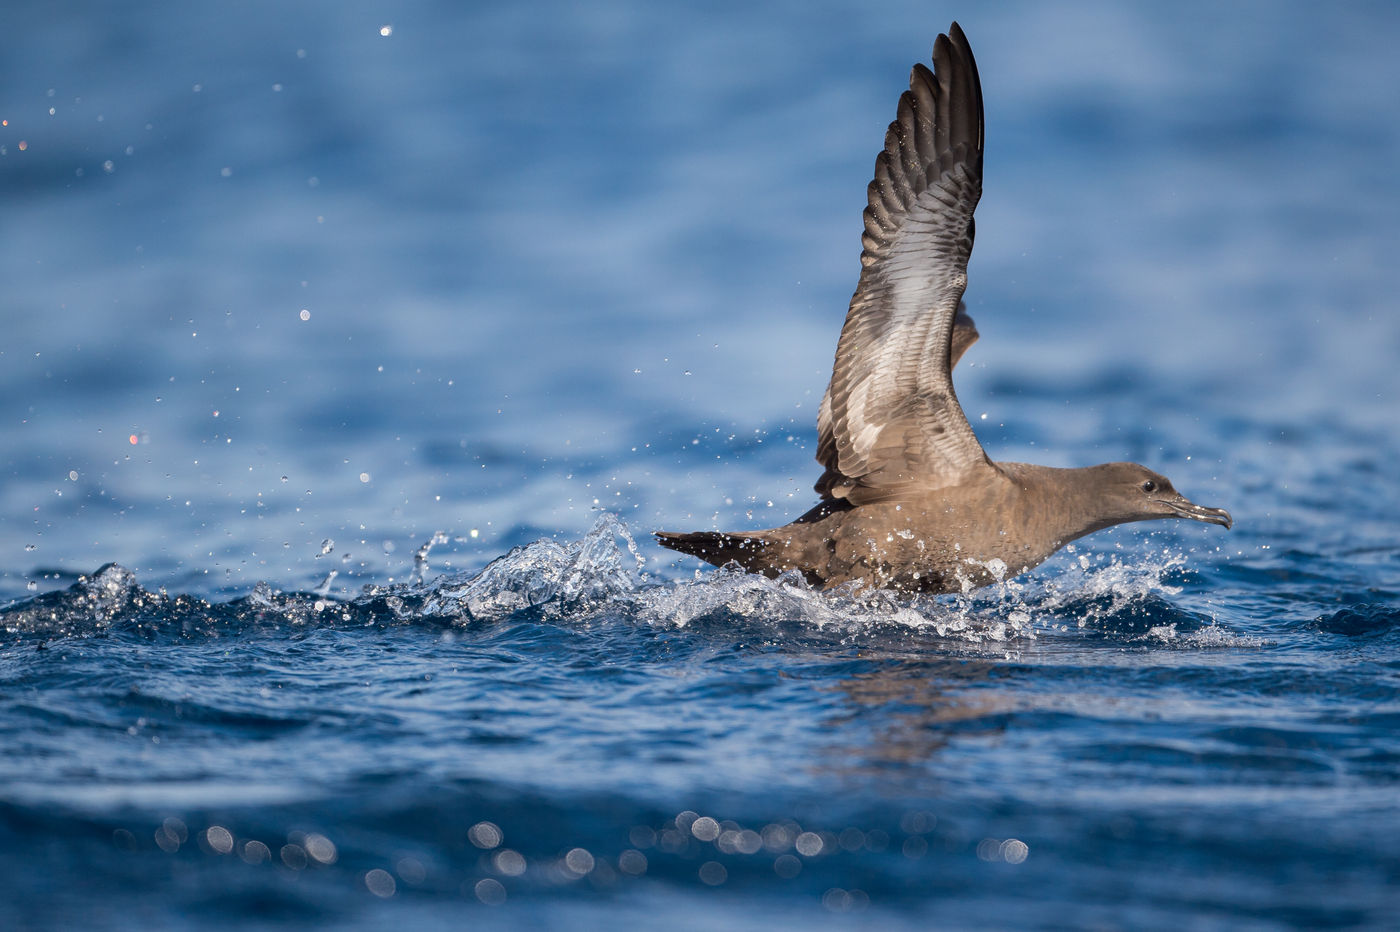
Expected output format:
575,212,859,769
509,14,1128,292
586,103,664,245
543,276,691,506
655,22,1231,594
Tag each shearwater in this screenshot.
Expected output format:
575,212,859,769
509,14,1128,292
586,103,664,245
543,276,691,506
657,22,1231,593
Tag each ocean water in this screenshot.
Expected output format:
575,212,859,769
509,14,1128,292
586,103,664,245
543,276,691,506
3,1,1399,928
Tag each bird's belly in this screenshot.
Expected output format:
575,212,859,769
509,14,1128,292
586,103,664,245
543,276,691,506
815,500,1054,593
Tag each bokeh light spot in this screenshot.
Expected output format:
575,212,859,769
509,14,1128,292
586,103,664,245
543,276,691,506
364,868,396,897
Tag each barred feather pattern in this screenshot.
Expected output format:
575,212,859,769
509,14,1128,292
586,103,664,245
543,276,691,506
816,24,989,503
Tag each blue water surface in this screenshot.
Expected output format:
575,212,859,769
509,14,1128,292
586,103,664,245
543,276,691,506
3,1,1399,928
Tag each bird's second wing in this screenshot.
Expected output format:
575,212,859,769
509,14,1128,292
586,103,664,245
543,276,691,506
816,23,988,503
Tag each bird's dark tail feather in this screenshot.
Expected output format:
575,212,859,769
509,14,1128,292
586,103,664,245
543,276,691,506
654,530,771,572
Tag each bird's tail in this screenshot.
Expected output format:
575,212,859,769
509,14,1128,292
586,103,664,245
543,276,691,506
654,530,772,572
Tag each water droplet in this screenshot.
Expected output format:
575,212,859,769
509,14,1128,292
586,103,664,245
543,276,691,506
364,868,395,897
280,843,307,869
698,861,727,885
691,816,720,841
492,849,526,876
240,840,270,864
304,833,337,864
468,821,502,849
1000,839,1029,863
205,826,234,854
395,856,425,884
564,847,595,875
474,877,506,905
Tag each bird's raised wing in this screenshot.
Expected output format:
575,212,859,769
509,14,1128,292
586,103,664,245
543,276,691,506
815,23,989,503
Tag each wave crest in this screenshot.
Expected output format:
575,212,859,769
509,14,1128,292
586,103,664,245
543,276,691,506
3,516,1242,647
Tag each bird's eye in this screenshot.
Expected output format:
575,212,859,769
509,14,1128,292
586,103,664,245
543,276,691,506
1141,480,1157,493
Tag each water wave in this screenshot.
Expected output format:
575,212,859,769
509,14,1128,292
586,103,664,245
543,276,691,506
3,515,1250,650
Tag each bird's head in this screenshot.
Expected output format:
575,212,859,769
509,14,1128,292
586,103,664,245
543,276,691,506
1089,462,1232,530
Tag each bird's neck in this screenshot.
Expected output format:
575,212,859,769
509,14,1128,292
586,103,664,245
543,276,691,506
997,462,1129,544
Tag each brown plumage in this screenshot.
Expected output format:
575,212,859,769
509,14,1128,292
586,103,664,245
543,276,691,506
656,23,1231,594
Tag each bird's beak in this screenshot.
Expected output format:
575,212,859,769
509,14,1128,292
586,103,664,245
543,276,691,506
1161,495,1232,529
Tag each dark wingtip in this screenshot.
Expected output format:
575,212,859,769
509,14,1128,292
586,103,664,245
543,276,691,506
932,30,952,59
928,20,984,164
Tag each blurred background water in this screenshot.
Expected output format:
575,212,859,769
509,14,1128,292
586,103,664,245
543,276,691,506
2,1,1399,928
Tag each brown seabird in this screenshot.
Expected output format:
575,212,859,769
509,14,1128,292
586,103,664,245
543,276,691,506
656,23,1231,594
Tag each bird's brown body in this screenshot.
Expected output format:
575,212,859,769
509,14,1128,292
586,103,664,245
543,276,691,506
656,24,1230,592
658,462,1228,594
